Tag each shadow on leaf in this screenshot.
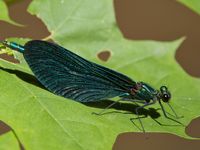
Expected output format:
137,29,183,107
0,66,45,89
84,100,161,119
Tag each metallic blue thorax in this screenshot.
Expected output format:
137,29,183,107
133,82,157,102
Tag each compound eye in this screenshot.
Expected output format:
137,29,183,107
162,94,171,102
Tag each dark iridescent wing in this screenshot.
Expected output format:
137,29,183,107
23,40,136,102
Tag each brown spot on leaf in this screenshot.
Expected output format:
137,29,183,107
97,50,111,62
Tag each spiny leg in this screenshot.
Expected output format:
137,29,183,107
158,100,185,126
166,102,184,119
130,100,156,133
130,116,147,132
153,118,182,127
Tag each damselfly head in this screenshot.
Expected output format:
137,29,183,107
159,86,171,102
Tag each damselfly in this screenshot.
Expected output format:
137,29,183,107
0,40,184,132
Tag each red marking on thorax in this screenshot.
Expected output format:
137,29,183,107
130,82,142,95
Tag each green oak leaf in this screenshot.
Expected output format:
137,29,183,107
0,0,199,150
0,0,22,26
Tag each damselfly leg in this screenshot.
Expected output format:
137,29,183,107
129,99,156,133
166,102,183,119
92,99,122,115
158,100,185,126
